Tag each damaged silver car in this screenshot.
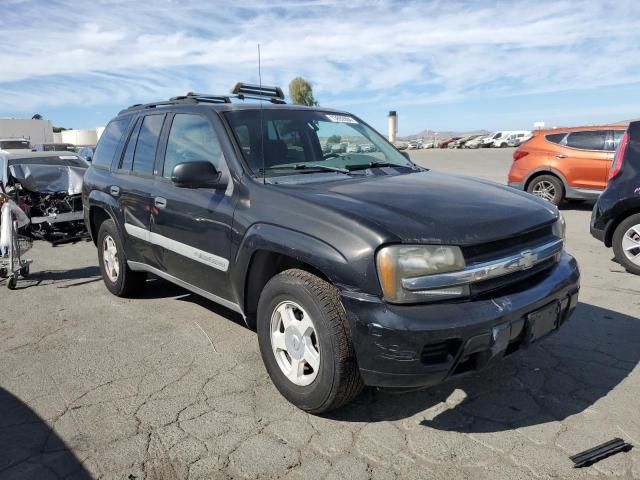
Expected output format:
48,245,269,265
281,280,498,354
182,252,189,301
0,152,88,243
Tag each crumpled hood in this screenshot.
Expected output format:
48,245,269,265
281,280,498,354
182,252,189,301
8,164,86,195
285,170,558,245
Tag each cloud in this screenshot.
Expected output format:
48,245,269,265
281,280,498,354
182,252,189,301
1,0,639,115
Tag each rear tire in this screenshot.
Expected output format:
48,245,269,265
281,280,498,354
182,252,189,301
527,174,564,206
97,219,146,297
612,214,640,275
257,269,363,413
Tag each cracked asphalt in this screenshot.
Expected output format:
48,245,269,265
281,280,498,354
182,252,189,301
1,148,639,479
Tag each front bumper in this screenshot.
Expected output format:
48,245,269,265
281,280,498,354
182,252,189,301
341,252,580,388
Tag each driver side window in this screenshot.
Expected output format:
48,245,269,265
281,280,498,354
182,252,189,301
163,114,222,178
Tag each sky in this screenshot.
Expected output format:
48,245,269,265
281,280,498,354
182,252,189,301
1,0,640,136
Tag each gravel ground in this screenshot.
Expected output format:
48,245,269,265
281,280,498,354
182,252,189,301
1,148,639,480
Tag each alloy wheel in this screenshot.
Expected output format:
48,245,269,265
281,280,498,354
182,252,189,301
270,300,320,386
621,224,640,267
532,180,556,202
102,235,120,282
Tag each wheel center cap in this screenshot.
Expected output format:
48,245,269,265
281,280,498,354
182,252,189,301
284,326,304,360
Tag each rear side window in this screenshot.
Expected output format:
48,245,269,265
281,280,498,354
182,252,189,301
545,133,567,145
132,114,164,175
163,114,222,178
565,130,606,150
119,118,141,171
93,118,130,169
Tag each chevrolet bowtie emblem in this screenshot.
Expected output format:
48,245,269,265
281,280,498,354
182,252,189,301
507,250,537,271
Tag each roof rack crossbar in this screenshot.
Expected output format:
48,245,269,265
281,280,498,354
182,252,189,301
178,92,232,103
235,94,286,105
231,82,285,100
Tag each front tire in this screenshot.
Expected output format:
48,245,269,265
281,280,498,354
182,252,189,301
527,174,564,206
257,269,363,413
612,214,640,275
97,219,146,297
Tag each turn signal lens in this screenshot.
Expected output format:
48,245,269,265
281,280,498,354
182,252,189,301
377,247,397,299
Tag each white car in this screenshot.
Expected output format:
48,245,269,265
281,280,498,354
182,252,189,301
346,144,360,153
506,132,532,147
485,131,531,148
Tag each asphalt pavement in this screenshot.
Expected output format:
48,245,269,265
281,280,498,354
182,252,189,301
1,148,639,479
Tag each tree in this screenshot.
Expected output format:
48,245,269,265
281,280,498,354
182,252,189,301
31,114,43,120
288,77,317,106
327,135,342,144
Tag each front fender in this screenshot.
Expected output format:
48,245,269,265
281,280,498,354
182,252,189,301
231,223,374,304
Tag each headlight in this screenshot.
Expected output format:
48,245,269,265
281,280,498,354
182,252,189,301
376,245,467,303
552,215,566,241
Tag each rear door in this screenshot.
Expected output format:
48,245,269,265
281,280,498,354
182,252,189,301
116,113,166,266
149,112,236,302
554,130,609,190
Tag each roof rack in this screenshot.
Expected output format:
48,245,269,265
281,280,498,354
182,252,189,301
119,92,231,115
118,82,286,114
231,82,286,104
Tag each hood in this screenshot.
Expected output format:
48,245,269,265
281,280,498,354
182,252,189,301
284,170,558,245
8,163,86,195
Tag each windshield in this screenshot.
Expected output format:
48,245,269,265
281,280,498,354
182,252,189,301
1,140,30,150
224,109,414,177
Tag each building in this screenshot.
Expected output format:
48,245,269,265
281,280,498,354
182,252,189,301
0,118,54,144
54,128,101,146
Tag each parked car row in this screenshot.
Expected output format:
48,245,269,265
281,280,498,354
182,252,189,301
454,131,533,149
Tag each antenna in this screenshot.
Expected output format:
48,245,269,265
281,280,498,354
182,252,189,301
258,44,265,185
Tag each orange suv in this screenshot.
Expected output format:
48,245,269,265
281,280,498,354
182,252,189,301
508,125,626,205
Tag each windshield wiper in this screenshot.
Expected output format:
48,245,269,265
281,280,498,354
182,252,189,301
293,163,349,174
259,164,350,175
345,161,413,171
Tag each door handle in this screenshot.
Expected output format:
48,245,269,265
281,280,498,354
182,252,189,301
555,153,567,159
154,197,167,209
109,186,120,196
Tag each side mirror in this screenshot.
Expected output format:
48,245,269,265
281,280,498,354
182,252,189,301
171,161,227,189
400,151,410,161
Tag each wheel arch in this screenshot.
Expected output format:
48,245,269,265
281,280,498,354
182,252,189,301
233,224,354,330
86,191,121,246
524,169,569,196
605,207,640,247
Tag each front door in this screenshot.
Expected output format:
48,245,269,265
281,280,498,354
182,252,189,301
114,114,166,266
150,112,236,302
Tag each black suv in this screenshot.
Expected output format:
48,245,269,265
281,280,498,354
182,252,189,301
591,121,640,275
83,84,580,413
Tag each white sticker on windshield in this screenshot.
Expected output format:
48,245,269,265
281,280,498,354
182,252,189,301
326,114,357,124
58,155,78,159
